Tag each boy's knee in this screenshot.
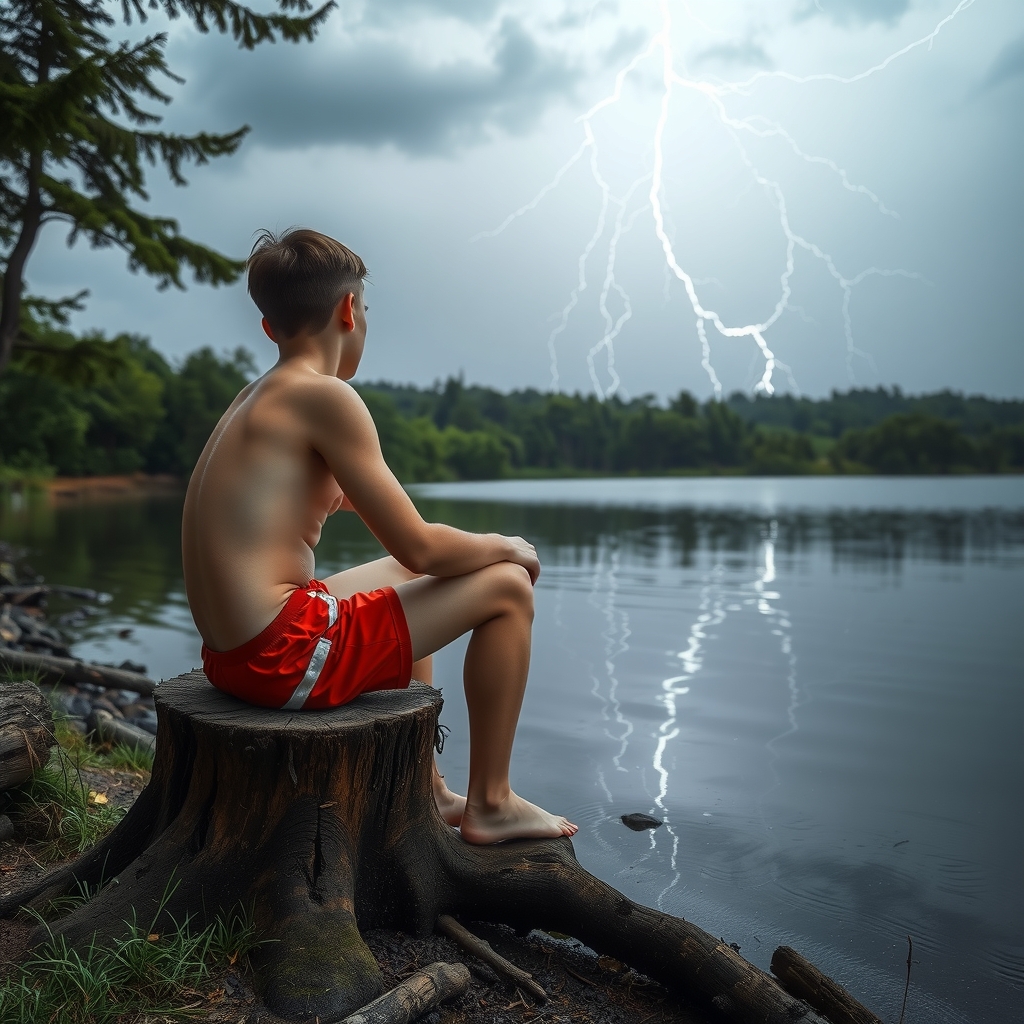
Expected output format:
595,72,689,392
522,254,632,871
488,561,534,616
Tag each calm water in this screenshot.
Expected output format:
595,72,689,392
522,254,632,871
2,477,1022,1023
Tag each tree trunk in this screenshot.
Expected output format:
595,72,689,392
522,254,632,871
0,679,55,792
0,149,43,377
0,672,836,1024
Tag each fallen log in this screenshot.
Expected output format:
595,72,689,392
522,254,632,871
88,708,156,753
771,946,884,1024
436,914,547,1002
0,672,837,1024
0,680,55,792
0,648,157,696
0,586,46,606
340,962,470,1024
0,584,110,604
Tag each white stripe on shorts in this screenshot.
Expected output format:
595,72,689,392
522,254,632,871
309,590,339,628
281,636,332,710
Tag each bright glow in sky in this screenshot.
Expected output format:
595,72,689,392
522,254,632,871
28,0,1024,399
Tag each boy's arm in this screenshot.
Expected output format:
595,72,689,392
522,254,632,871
306,380,539,581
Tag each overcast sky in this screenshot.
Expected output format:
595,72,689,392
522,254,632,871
28,0,1024,399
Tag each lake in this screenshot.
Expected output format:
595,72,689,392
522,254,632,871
2,476,1022,1023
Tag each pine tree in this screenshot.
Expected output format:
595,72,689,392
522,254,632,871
0,0,333,375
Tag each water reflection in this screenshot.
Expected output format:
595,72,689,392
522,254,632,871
2,480,1022,1024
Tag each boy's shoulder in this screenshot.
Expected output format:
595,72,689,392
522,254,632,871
261,364,361,408
260,365,372,435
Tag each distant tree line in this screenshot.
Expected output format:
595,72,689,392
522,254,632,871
359,378,1024,480
2,324,1022,482
0,308,252,478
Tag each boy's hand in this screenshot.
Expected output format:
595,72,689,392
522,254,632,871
503,536,541,585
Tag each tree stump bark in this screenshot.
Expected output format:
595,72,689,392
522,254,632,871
0,671,832,1024
0,679,55,792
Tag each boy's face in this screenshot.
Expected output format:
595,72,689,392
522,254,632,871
337,287,367,381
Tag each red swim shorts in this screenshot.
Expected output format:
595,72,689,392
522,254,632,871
201,580,413,710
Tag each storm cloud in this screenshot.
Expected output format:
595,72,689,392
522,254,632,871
195,18,578,155
977,35,1024,93
795,0,912,25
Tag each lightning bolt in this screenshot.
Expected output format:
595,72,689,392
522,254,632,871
475,0,973,398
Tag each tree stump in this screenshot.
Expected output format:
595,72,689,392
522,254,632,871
0,672,832,1024
0,679,55,792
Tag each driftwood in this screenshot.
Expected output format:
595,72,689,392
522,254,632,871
0,648,157,695
0,680,55,792
436,913,547,1002
88,708,156,753
771,946,884,1024
0,672,839,1024
340,962,470,1024
0,584,110,604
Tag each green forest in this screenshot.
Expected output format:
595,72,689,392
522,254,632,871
2,312,1022,482
360,377,1024,479
0,308,254,480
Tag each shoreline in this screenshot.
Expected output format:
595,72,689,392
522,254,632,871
2,473,183,503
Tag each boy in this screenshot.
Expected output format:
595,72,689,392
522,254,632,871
181,228,576,845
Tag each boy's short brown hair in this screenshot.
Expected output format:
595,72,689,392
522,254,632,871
247,229,367,340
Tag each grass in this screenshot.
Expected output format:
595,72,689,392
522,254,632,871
102,742,155,774
0,679,249,1023
1,672,154,859
53,718,155,775
6,751,126,861
0,903,258,1024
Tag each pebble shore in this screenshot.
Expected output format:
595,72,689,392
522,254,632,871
1,540,157,742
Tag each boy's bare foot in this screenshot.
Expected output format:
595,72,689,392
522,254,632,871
432,769,466,827
459,791,578,845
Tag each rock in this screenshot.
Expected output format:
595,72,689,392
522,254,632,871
87,708,156,752
122,705,159,735
620,813,663,831
56,608,89,627
65,694,93,719
118,659,148,675
0,610,22,643
109,689,141,709
90,696,124,719
0,814,14,842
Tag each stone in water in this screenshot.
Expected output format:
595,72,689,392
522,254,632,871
621,813,662,831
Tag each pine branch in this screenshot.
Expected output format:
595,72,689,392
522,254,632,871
120,0,336,49
0,0,334,375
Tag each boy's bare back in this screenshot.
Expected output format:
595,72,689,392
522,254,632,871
183,364,353,653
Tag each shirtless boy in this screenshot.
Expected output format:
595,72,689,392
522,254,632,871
181,228,576,845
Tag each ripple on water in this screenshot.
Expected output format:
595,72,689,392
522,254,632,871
985,945,1024,989
931,856,987,902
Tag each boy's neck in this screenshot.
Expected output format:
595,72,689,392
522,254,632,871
276,331,345,377
276,327,364,380
266,292,364,380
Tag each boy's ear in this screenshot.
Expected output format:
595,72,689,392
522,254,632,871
337,292,356,331
261,318,276,342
